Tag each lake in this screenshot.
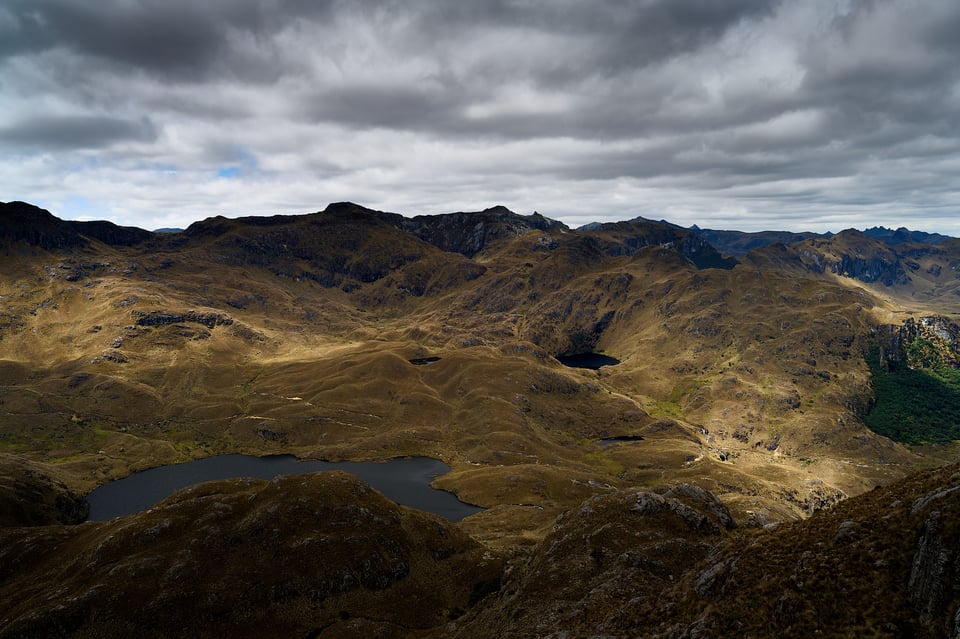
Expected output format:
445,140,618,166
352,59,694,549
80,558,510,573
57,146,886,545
556,353,621,369
86,454,482,522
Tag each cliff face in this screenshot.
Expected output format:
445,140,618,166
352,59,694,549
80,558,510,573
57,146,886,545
691,227,823,257
0,201,88,249
875,316,960,370
795,231,910,286
586,219,739,269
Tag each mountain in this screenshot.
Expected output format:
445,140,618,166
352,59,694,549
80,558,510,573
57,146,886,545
0,200,153,248
2,200,960,636
686,224,952,259
690,227,825,257
745,230,960,312
403,205,565,257
864,225,953,246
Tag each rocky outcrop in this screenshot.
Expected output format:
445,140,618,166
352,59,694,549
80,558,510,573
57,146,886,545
0,201,88,249
910,510,957,626
587,219,739,269
452,464,960,639
132,309,233,328
180,203,433,290
875,316,960,370
909,480,960,631
449,484,735,639
789,230,938,286
404,205,566,257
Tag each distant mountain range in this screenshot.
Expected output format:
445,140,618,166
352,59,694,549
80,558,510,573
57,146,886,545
582,215,954,258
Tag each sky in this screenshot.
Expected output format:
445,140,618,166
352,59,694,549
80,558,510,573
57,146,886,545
2,0,959,234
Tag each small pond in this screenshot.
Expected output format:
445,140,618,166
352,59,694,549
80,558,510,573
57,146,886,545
408,356,441,365
86,455,482,523
556,353,621,369
595,435,645,446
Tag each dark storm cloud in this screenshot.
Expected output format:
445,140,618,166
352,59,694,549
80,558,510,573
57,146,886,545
569,0,780,75
409,0,778,72
0,0,338,79
1,1,220,77
2,0,960,234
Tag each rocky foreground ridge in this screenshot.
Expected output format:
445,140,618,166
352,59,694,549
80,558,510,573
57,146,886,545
450,462,960,639
1,458,959,637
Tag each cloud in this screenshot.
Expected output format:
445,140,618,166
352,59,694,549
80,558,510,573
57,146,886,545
1,0,960,235
0,114,156,150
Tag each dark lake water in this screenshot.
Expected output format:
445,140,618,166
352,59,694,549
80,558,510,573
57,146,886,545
556,353,621,369
86,455,482,522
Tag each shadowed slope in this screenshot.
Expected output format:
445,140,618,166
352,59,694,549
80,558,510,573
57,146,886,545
0,472,502,639
449,463,960,638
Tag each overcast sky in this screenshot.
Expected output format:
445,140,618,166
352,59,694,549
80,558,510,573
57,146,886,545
2,0,959,233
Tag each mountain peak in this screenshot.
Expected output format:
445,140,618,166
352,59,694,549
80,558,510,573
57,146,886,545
0,201,152,248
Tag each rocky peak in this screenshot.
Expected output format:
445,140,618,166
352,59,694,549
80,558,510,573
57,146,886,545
864,225,953,246
321,201,406,227
583,218,738,269
0,201,152,248
1,201,88,249
403,206,567,257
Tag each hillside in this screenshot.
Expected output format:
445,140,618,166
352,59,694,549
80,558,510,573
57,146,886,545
0,471,502,638
2,200,960,636
449,461,960,638
2,456,958,637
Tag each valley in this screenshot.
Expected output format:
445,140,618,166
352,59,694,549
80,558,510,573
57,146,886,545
2,200,960,637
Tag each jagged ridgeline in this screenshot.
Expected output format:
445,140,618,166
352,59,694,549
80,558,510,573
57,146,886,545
2,200,960,637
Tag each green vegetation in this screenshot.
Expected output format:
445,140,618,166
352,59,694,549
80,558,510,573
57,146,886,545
865,345,960,444
582,449,626,478
905,336,945,369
